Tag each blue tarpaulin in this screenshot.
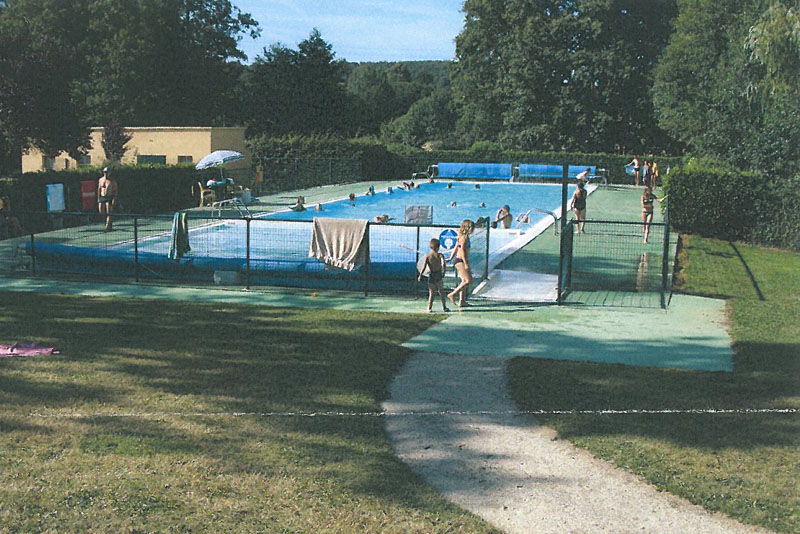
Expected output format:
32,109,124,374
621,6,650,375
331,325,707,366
437,163,513,180
518,164,596,179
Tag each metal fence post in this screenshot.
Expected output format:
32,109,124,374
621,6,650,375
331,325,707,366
134,216,140,282
364,222,370,296
661,199,670,309
483,219,490,283
246,218,251,289
557,225,565,305
561,164,569,232
415,226,421,295
30,233,36,276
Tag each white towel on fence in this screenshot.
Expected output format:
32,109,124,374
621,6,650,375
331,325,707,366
309,217,369,271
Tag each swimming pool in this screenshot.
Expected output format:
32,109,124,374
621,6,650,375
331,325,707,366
30,181,576,292
265,181,573,228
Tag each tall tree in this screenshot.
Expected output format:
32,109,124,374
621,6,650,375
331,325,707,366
653,0,800,174
346,65,398,134
0,0,259,127
744,1,800,96
452,0,679,152
244,29,352,137
0,25,89,159
381,87,458,147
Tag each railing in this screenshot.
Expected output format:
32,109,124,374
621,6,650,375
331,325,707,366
558,218,671,308
13,211,490,297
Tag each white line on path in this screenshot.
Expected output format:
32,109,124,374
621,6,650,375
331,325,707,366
16,408,798,419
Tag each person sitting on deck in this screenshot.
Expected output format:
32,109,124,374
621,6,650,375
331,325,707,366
290,195,306,212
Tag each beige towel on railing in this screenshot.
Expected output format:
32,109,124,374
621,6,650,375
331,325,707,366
309,217,370,271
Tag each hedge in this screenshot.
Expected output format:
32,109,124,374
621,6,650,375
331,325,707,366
0,165,215,216
249,135,684,188
664,158,800,250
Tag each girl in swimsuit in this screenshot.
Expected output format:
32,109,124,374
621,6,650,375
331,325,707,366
447,219,475,308
570,182,587,233
641,186,667,244
628,155,641,186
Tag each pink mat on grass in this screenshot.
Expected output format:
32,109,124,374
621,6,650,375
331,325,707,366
0,343,59,357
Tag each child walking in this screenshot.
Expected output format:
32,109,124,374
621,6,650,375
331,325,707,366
418,238,450,313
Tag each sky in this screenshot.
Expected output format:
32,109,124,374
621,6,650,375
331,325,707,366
235,0,465,63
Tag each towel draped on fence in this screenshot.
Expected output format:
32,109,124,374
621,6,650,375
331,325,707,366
309,217,369,271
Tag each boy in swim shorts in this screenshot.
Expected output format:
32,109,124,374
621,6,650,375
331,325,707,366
418,238,450,313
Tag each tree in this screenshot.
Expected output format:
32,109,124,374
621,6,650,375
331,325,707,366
346,65,398,134
0,0,259,127
451,0,679,152
653,0,800,174
0,25,89,159
244,29,352,137
101,119,132,163
381,88,458,147
744,1,800,96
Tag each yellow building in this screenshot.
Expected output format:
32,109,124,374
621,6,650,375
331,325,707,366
21,126,252,175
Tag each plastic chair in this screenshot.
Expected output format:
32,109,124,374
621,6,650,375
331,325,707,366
197,181,216,207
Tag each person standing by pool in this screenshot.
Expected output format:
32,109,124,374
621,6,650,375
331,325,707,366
651,161,660,189
576,168,591,183
447,219,475,308
642,160,651,187
628,155,641,186
418,238,450,313
97,167,118,231
493,205,513,229
641,186,667,244
570,181,587,233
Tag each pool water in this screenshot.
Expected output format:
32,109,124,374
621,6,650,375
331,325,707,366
263,181,574,227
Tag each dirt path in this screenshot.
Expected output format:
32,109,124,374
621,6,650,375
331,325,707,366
382,352,771,534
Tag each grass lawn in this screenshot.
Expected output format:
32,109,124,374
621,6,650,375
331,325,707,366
508,235,800,533
0,292,500,533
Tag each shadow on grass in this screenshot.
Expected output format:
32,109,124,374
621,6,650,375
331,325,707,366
507,335,800,450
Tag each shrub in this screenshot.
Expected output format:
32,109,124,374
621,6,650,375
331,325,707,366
0,164,211,216
664,158,800,250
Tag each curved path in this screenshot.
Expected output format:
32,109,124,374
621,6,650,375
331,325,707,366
382,352,771,534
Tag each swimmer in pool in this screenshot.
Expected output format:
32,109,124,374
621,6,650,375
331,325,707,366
494,205,513,229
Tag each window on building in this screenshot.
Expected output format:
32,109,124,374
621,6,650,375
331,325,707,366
78,155,91,167
177,155,193,164
43,156,55,171
64,159,70,170
137,155,167,165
